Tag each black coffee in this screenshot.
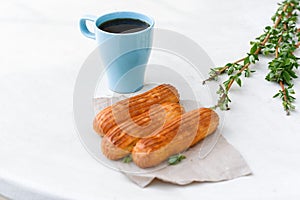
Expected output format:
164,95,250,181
98,18,150,34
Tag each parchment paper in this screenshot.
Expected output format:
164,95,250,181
125,135,251,187
93,97,252,187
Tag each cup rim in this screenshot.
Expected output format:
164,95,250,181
95,11,155,36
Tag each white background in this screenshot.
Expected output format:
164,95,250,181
1,0,300,199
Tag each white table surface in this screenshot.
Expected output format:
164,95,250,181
1,0,300,199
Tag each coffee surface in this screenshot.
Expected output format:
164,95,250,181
98,18,150,34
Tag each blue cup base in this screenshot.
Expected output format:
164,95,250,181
108,84,144,94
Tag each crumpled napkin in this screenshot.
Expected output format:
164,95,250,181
93,97,252,187
125,135,251,187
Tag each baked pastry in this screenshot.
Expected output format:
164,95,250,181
132,108,219,168
102,102,184,160
93,84,180,136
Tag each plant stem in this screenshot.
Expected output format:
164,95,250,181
202,57,246,84
226,63,251,90
275,36,282,58
279,81,290,115
206,4,290,85
275,20,293,115
209,1,299,112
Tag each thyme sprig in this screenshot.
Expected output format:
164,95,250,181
168,154,186,165
204,0,300,115
122,154,133,163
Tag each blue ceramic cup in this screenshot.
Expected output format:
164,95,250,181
79,12,154,93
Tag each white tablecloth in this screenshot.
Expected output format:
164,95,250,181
1,0,300,199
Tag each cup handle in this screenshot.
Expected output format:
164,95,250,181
79,15,97,40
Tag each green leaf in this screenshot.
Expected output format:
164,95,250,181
264,26,272,32
227,66,235,75
235,77,242,87
245,69,250,77
249,55,256,63
244,56,250,65
168,154,186,165
236,64,243,70
287,69,298,78
263,47,271,55
282,71,291,84
250,43,258,54
122,155,133,163
225,63,233,67
223,79,232,90
273,93,280,98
